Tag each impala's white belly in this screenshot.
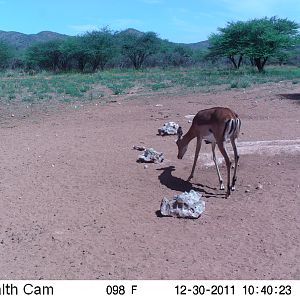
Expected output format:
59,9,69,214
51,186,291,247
203,132,231,143
203,132,216,143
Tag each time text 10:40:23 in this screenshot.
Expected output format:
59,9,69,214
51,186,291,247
175,284,292,296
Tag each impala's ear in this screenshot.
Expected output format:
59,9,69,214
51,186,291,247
177,126,183,140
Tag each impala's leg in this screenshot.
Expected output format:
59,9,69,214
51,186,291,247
212,142,224,190
188,136,202,181
217,141,232,198
230,137,239,191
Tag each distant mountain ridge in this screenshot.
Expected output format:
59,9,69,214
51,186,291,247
0,29,208,51
181,40,209,49
0,30,68,51
122,28,209,49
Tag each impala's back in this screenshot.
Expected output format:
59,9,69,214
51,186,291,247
192,107,241,143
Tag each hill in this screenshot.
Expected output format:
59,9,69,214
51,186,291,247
1,28,209,51
121,28,209,49
181,40,209,50
0,30,68,51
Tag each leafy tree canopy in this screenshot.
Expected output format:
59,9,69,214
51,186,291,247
208,17,300,71
0,40,13,69
25,40,63,71
81,28,116,71
120,31,161,69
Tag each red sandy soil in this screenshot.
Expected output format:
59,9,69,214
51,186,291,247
0,81,299,280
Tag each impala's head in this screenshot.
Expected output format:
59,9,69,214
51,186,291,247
176,126,187,159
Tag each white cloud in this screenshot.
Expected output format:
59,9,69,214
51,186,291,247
69,19,143,35
168,16,212,42
69,24,99,34
172,16,196,32
224,0,276,15
219,0,300,20
141,0,162,4
110,18,143,30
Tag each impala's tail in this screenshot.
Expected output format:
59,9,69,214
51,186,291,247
223,117,241,141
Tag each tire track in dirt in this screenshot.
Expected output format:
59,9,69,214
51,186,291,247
190,139,300,166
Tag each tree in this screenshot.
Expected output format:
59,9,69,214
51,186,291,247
55,38,74,71
59,36,95,72
153,43,193,67
82,29,116,71
120,31,160,69
208,17,299,72
192,48,210,66
169,45,193,66
0,40,13,69
208,21,247,69
243,17,299,72
59,37,89,72
26,40,63,71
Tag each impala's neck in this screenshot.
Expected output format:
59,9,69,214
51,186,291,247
177,126,197,159
181,127,196,145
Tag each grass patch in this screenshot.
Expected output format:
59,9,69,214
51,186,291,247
22,96,35,103
1,66,300,104
230,78,251,89
107,82,130,95
149,82,171,91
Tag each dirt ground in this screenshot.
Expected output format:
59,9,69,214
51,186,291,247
0,81,299,280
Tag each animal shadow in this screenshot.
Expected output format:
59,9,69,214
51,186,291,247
157,166,222,198
279,93,300,102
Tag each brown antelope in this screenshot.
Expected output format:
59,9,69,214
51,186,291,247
176,107,241,198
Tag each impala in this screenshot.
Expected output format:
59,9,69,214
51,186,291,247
176,107,241,198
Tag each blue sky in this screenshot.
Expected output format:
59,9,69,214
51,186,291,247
0,0,299,43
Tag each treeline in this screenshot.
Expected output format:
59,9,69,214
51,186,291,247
0,28,208,72
0,17,299,73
